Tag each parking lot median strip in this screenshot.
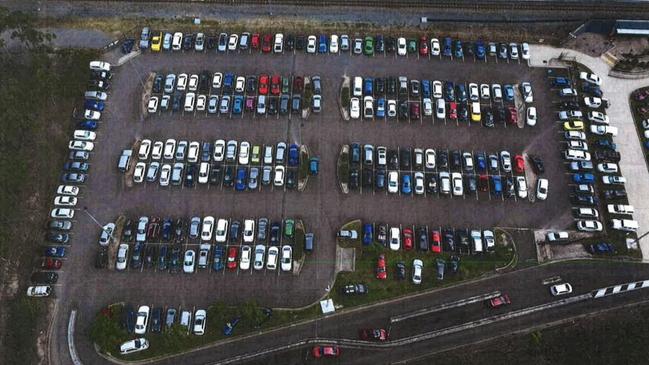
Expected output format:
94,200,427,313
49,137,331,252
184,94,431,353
390,291,501,323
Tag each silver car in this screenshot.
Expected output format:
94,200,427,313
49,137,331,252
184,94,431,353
262,166,272,185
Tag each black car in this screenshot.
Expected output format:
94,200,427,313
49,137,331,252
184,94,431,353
172,92,182,112
268,97,278,115
466,174,477,193
375,78,385,95
349,168,360,190
398,100,409,119
395,262,406,280
161,219,173,241
386,77,397,96
184,164,196,187
31,271,58,284
151,307,163,333
562,101,580,109
295,35,305,51
494,107,505,124
174,218,185,243
387,149,399,170
457,103,468,122
498,43,508,59
152,74,164,93
400,148,412,170
122,219,133,242
199,71,210,93
182,33,194,50
229,220,241,244
448,255,460,274
450,150,462,170
47,232,69,244
210,163,222,185
270,222,281,245
246,76,257,94
385,37,396,53
442,227,455,252
286,34,295,51
223,166,234,187
528,154,545,174
456,229,470,254
158,245,169,271
595,150,621,162
286,169,296,189
169,247,181,273
131,242,144,269
571,194,598,206
482,108,494,128
121,39,135,54
464,41,474,57
444,82,455,102
437,151,449,169
505,177,515,198
362,168,373,188
603,189,627,200
417,227,429,251
426,173,438,194
376,223,388,246
123,304,135,333
342,283,368,295
206,36,217,50
144,245,156,269
375,169,386,190
95,247,108,269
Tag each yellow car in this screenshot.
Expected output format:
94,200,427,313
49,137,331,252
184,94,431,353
470,102,481,122
150,32,162,52
563,120,584,131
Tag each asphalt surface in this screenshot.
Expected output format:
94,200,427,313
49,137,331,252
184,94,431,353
52,46,585,365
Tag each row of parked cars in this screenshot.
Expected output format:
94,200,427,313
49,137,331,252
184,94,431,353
137,27,530,61
556,71,639,234
148,72,322,115
28,61,114,297
348,77,534,126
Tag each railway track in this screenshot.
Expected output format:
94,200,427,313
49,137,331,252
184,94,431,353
87,0,649,13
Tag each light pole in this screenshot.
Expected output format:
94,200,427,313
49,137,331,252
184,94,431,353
83,207,115,240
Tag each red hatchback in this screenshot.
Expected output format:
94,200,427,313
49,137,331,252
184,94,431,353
251,33,260,50
312,346,341,358
419,36,429,56
410,102,420,119
507,106,518,125
488,294,511,308
227,246,238,270
262,34,272,53
430,230,442,253
403,228,414,250
375,254,387,280
514,154,525,174
449,102,458,120
270,75,281,95
478,174,489,191
258,74,269,95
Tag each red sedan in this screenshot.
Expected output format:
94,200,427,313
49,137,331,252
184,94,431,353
270,75,281,95
227,246,238,270
375,254,387,280
430,230,442,253
514,154,525,174
258,74,269,95
448,102,458,120
403,228,414,250
359,328,389,342
507,106,518,125
487,294,511,308
41,258,62,270
261,34,272,53
311,346,341,358
251,33,260,50
419,36,429,56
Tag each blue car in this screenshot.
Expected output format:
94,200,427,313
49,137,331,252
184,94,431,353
223,317,241,336
588,242,614,254
552,77,571,87
444,81,455,102
476,153,487,171
443,37,452,57
318,35,328,53
376,98,386,118
309,157,319,175
421,80,431,98
363,78,373,96
573,173,595,183
288,144,299,166
84,100,105,112
491,175,502,196
475,41,486,60
504,84,515,101
401,174,412,195
212,245,225,271
223,72,235,91
232,95,243,115
362,223,373,246
235,167,247,191
77,120,97,130
45,246,66,257
454,40,463,58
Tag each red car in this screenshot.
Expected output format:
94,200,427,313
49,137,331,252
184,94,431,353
251,33,260,50
258,74,269,95
506,106,518,125
478,174,489,192
359,328,389,342
41,258,62,270
227,246,238,270
430,230,442,253
409,102,420,119
293,76,304,93
402,228,413,250
419,36,429,56
513,154,525,174
262,34,273,53
375,254,387,280
448,102,458,120
311,346,341,358
270,75,281,95
487,294,511,308
245,96,255,111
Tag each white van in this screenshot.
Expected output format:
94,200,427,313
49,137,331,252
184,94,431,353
180,310,192,329
172,32,183,51
353,77,363,97
89,61,111,72
610,219,638,232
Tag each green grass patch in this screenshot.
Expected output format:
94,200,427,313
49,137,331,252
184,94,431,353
336,219,361,248
341,86,350,109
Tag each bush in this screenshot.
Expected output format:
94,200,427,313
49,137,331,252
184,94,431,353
341,86,350,108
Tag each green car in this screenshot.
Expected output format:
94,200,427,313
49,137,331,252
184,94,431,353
284,219,295,239
363,36,374,56
282,77,290,94
407,39,417,54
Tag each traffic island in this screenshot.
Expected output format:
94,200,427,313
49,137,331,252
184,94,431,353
337,145,350,194
297,145,310,192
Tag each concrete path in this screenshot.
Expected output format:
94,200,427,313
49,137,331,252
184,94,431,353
530,44,649,261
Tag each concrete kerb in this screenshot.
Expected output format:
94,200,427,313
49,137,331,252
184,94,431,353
339,75,350,121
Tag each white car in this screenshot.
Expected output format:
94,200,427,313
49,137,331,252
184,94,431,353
213,139,226,161
201,216,215,241
435,98,445,119
550,283,573,296
84,109,101,120
329,34,339,53
588,111,609,124
516,176,528,199
397,37,407,56
73,130,96,141
215,219,228,243
430,38,440,56
274,165,285,186
576,220,603,232
133,162,146,183
184,92,196,112
196,94,206,111
597,163,618,173
273,33,283,53
256,95,266,114
526,107,537,126
414,172,425,195
521,42,530,59
583,97,603,108
54,195,77,206
151,141,163,160
183,250,196,273
579,72,601,86
491,84,503,101
172,32,183,50
198,162,209,184
412,259,423,284
468,83,479,101
243,219,255,243
163,139,176,160
26,285,52,297
57,185,79,196
500,151,512,172
134,306,150,334
536,178,548,201
607,204,634,215
281,245,292,272
432,80,443,99
138,139,151,159
591,125,618,136
235,76,245,93
228,34,239,51
266,246,279,270
212,72,223,89
389,227,400,251
51,208,74,219
363,96,374,118
193,309,207,336
239,141,250,165
147,96,158,113
602,175,626,185
349,97,360,119
116,244,129,271
480,84,490,100
387,99,397,118
306,35,317,53
451,172,463,196
177,73,188,91
68,140,94,151
136,216,148,242
187,141,200,163
239,245,252,270
546,231,569,242
159,164,171,186
388,171,399,194
253,245,266,270
425,149,436,169
565,131,586,141
423,98,433,116
188,74,199,91
520,82,533,103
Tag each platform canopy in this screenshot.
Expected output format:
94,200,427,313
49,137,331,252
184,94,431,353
615,20,649,35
